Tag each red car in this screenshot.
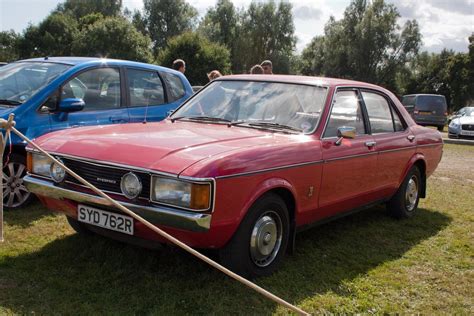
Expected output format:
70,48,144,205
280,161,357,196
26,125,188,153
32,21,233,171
25,75,443,278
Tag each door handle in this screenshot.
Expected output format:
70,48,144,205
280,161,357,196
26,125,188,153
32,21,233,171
407,135,415,142
365,141,376,147
110,117,127,123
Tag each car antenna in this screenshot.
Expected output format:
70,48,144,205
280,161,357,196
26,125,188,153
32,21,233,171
142,101,149,124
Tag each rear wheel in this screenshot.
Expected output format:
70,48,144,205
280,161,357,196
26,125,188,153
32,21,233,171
437,125,444,132
2,154,34,210
219,193,290,279
387,166,421,218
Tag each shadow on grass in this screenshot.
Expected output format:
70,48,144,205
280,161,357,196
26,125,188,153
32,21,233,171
0,206,450,314
3,200,51,228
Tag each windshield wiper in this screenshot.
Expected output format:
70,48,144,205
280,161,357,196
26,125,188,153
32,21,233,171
247,121,303,133
0,99,22,106
171,116,232,124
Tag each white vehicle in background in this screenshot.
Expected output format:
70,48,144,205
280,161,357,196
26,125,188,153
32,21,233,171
448,107,474,138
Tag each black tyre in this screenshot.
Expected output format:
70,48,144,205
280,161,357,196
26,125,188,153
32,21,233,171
3,153,34,210
387,166,422,219
66,216,92,235
437,125,444,132
219,193,290,279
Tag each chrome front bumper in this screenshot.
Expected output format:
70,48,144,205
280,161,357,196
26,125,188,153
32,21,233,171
24,176,212,232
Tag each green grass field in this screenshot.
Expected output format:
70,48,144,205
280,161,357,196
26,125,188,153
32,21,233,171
1,144,473,314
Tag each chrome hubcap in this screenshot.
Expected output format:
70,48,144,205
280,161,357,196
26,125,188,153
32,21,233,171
2,161,30,208
405,176,418,212
250,211,282,267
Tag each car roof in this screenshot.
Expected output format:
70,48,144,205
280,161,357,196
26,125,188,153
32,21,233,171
13,56,180,74
218,74,384,89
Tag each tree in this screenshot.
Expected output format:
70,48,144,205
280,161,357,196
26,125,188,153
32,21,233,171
72,17,153,62
0,30,20,62
199,0,238,50
133,0,198,54
18,12,79,58
157,32,230,85
57,0,123,19
299,0,421,92
236,1,296,73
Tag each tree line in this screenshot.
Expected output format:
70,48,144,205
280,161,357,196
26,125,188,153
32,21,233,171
0,0,472,110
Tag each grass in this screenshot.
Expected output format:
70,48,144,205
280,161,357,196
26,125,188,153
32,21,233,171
1,144,473,314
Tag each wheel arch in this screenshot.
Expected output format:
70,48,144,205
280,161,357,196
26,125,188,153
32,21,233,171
402,154,427,198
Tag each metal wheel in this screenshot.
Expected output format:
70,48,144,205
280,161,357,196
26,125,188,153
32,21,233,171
249,210,283,267
2,160,30,208
405,176,418,212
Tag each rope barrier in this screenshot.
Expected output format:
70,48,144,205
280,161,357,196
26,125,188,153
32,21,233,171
0,113,310,315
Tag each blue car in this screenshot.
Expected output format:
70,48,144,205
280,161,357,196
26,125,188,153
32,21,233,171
0,57,193,209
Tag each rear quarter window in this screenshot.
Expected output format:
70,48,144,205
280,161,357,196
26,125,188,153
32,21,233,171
161,72,186,102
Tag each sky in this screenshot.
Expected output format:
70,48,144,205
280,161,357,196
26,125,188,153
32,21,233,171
1,0,473,53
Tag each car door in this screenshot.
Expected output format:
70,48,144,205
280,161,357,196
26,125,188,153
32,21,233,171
49,67,129,131
318,89,378,219
361,90,416,196
125,69,188,123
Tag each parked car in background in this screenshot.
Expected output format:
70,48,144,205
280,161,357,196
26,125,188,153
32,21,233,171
0,57,192,209
25,75,443,278
448,107,474,138
448,106,472,123
401,94,448,131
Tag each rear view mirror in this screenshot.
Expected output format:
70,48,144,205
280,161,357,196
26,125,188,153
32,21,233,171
335,126,356,145
58,98,85,113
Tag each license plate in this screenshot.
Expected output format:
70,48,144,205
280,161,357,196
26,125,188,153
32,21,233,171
418,111,432,115
77,204,134,235
461,130,474,136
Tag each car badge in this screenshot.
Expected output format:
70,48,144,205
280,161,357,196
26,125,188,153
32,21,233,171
96,177,117,184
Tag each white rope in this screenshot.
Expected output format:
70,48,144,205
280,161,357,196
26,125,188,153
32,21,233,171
0,114,310,316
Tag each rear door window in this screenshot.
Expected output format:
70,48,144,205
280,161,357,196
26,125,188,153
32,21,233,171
415,95,447,112
362,91,394,133
127,69,165,107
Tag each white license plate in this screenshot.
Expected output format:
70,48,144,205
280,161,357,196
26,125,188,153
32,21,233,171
77,204,134,235
461,130,474,136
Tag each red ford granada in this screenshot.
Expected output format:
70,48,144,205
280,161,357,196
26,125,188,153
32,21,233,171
24,75,443,278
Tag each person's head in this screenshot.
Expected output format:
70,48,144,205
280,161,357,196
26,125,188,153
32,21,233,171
250,64,264,74
172,59,186,73
207,70,222,81
260,60,273,74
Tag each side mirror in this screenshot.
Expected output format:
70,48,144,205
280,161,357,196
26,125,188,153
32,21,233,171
58,98,85,113
335,126,356,146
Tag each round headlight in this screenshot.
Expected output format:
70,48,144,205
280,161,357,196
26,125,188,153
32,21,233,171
50,160,66,183
120,172,142,199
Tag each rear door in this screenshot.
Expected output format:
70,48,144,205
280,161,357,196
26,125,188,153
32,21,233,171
361,90,416,196
318,89,378,218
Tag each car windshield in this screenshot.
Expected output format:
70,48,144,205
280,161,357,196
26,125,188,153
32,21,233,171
464,108,474,116
171,80,328,133
0,62,71,105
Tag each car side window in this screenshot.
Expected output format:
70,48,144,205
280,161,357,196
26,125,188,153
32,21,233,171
391,107,405,131
127,69,165,107
362,91,394,133
161,72,186,102
62,68,121,111
324,90,366,138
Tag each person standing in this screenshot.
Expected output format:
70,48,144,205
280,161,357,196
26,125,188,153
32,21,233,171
250,64,264,74
172,59,186,74
260,60,273,74
207,70,222,81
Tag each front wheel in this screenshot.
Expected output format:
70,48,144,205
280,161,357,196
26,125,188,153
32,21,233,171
219,193,290,279
387,166,422,218
2,154,34,210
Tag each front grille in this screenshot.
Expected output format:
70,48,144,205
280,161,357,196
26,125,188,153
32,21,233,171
462,124,474,131
61,158,151,200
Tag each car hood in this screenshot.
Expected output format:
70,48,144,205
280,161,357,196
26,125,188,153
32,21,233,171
0,106,16,117
457,115,474,125
31,120,304,176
